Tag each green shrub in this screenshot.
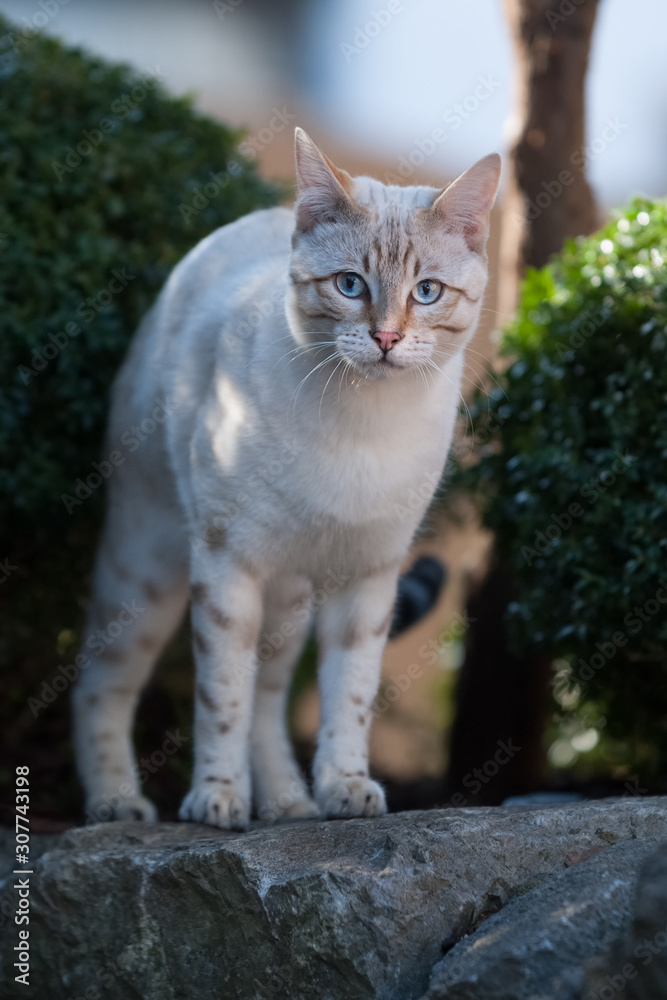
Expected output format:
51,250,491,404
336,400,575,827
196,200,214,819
0,17,280,818
455,198,667,777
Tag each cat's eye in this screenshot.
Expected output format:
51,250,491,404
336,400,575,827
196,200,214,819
335,272,367,298
412,279,443,304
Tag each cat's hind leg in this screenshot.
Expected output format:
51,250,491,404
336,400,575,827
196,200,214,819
250,576,319,822
72,495,189,823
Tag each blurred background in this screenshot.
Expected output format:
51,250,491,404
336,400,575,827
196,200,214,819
1,0,666,827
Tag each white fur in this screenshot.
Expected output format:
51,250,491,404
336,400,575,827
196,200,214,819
71,133,500,829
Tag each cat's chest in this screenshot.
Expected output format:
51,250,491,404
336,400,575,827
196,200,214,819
292,429,447,527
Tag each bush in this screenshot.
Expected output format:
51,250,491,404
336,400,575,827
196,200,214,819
0,17,280,820
456,198,667,777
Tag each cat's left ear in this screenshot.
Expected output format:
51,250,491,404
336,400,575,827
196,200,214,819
294,127,354,232
432,153,501,253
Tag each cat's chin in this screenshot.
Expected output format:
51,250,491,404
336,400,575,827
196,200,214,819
348,355,411,381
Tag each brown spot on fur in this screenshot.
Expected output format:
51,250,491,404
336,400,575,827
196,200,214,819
360,559,401,581
104,548,132,582
192,629,210,656
449,284,480,304
204,775,225,783
191,582,208,603
230,700,239,708
97,732,115,742
204,523,226,551
258,679,283,693
350,694,363,706
341,621,363,649
97,752,109,763
218,721,231,734
197,683,219,713
143,580,164,603
413,256,421,278
373,609,393,637
355,770,365,777
327,730,335,739
138,634,161,652
98,647,124,663
434,323,468,335
194,593,233,632
362,251,370,273
230,549,262,582
358,714,366,726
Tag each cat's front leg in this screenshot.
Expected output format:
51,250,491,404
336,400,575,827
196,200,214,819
179,545,264,830
313,565,400,819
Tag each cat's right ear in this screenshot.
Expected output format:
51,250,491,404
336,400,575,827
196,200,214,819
294,128,353,232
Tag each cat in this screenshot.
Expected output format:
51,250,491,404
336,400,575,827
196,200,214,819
71,128,500,830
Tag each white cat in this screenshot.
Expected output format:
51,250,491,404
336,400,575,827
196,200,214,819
71,129,500,829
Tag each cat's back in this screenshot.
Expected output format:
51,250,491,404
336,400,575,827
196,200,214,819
107,206,294,496
164,205,293,323
113,206,293,416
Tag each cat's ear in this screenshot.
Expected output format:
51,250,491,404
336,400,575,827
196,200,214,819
432,153,501,253
294,127,354,232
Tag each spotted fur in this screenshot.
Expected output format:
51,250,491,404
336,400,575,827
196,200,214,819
71,129,500,829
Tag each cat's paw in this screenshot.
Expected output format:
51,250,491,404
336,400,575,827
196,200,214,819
317,776,387,819
257,795,320,823
282,798,321,820
179,784,250,830
86,794,158,824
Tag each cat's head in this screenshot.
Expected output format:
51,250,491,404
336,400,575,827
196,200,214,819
287,128,500,380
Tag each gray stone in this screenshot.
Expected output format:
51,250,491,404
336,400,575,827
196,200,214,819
584,839,667,1000
419,839,657,1000
1,798,666,1000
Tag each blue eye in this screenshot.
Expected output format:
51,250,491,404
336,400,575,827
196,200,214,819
412,279,443,304
335,272,367,298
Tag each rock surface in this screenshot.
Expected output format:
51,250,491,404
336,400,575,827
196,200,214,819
584,839,667,1000
1,798,666,1000
419,839,657,1000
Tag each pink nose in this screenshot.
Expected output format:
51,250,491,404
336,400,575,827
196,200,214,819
372,330,401,353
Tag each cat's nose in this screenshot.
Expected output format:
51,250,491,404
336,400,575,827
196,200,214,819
372,330,401,353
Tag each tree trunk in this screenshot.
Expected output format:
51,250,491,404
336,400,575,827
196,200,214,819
448,0,601,805
498,0,600,320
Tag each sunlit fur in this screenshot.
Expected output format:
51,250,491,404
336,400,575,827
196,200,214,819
71,130,500,830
